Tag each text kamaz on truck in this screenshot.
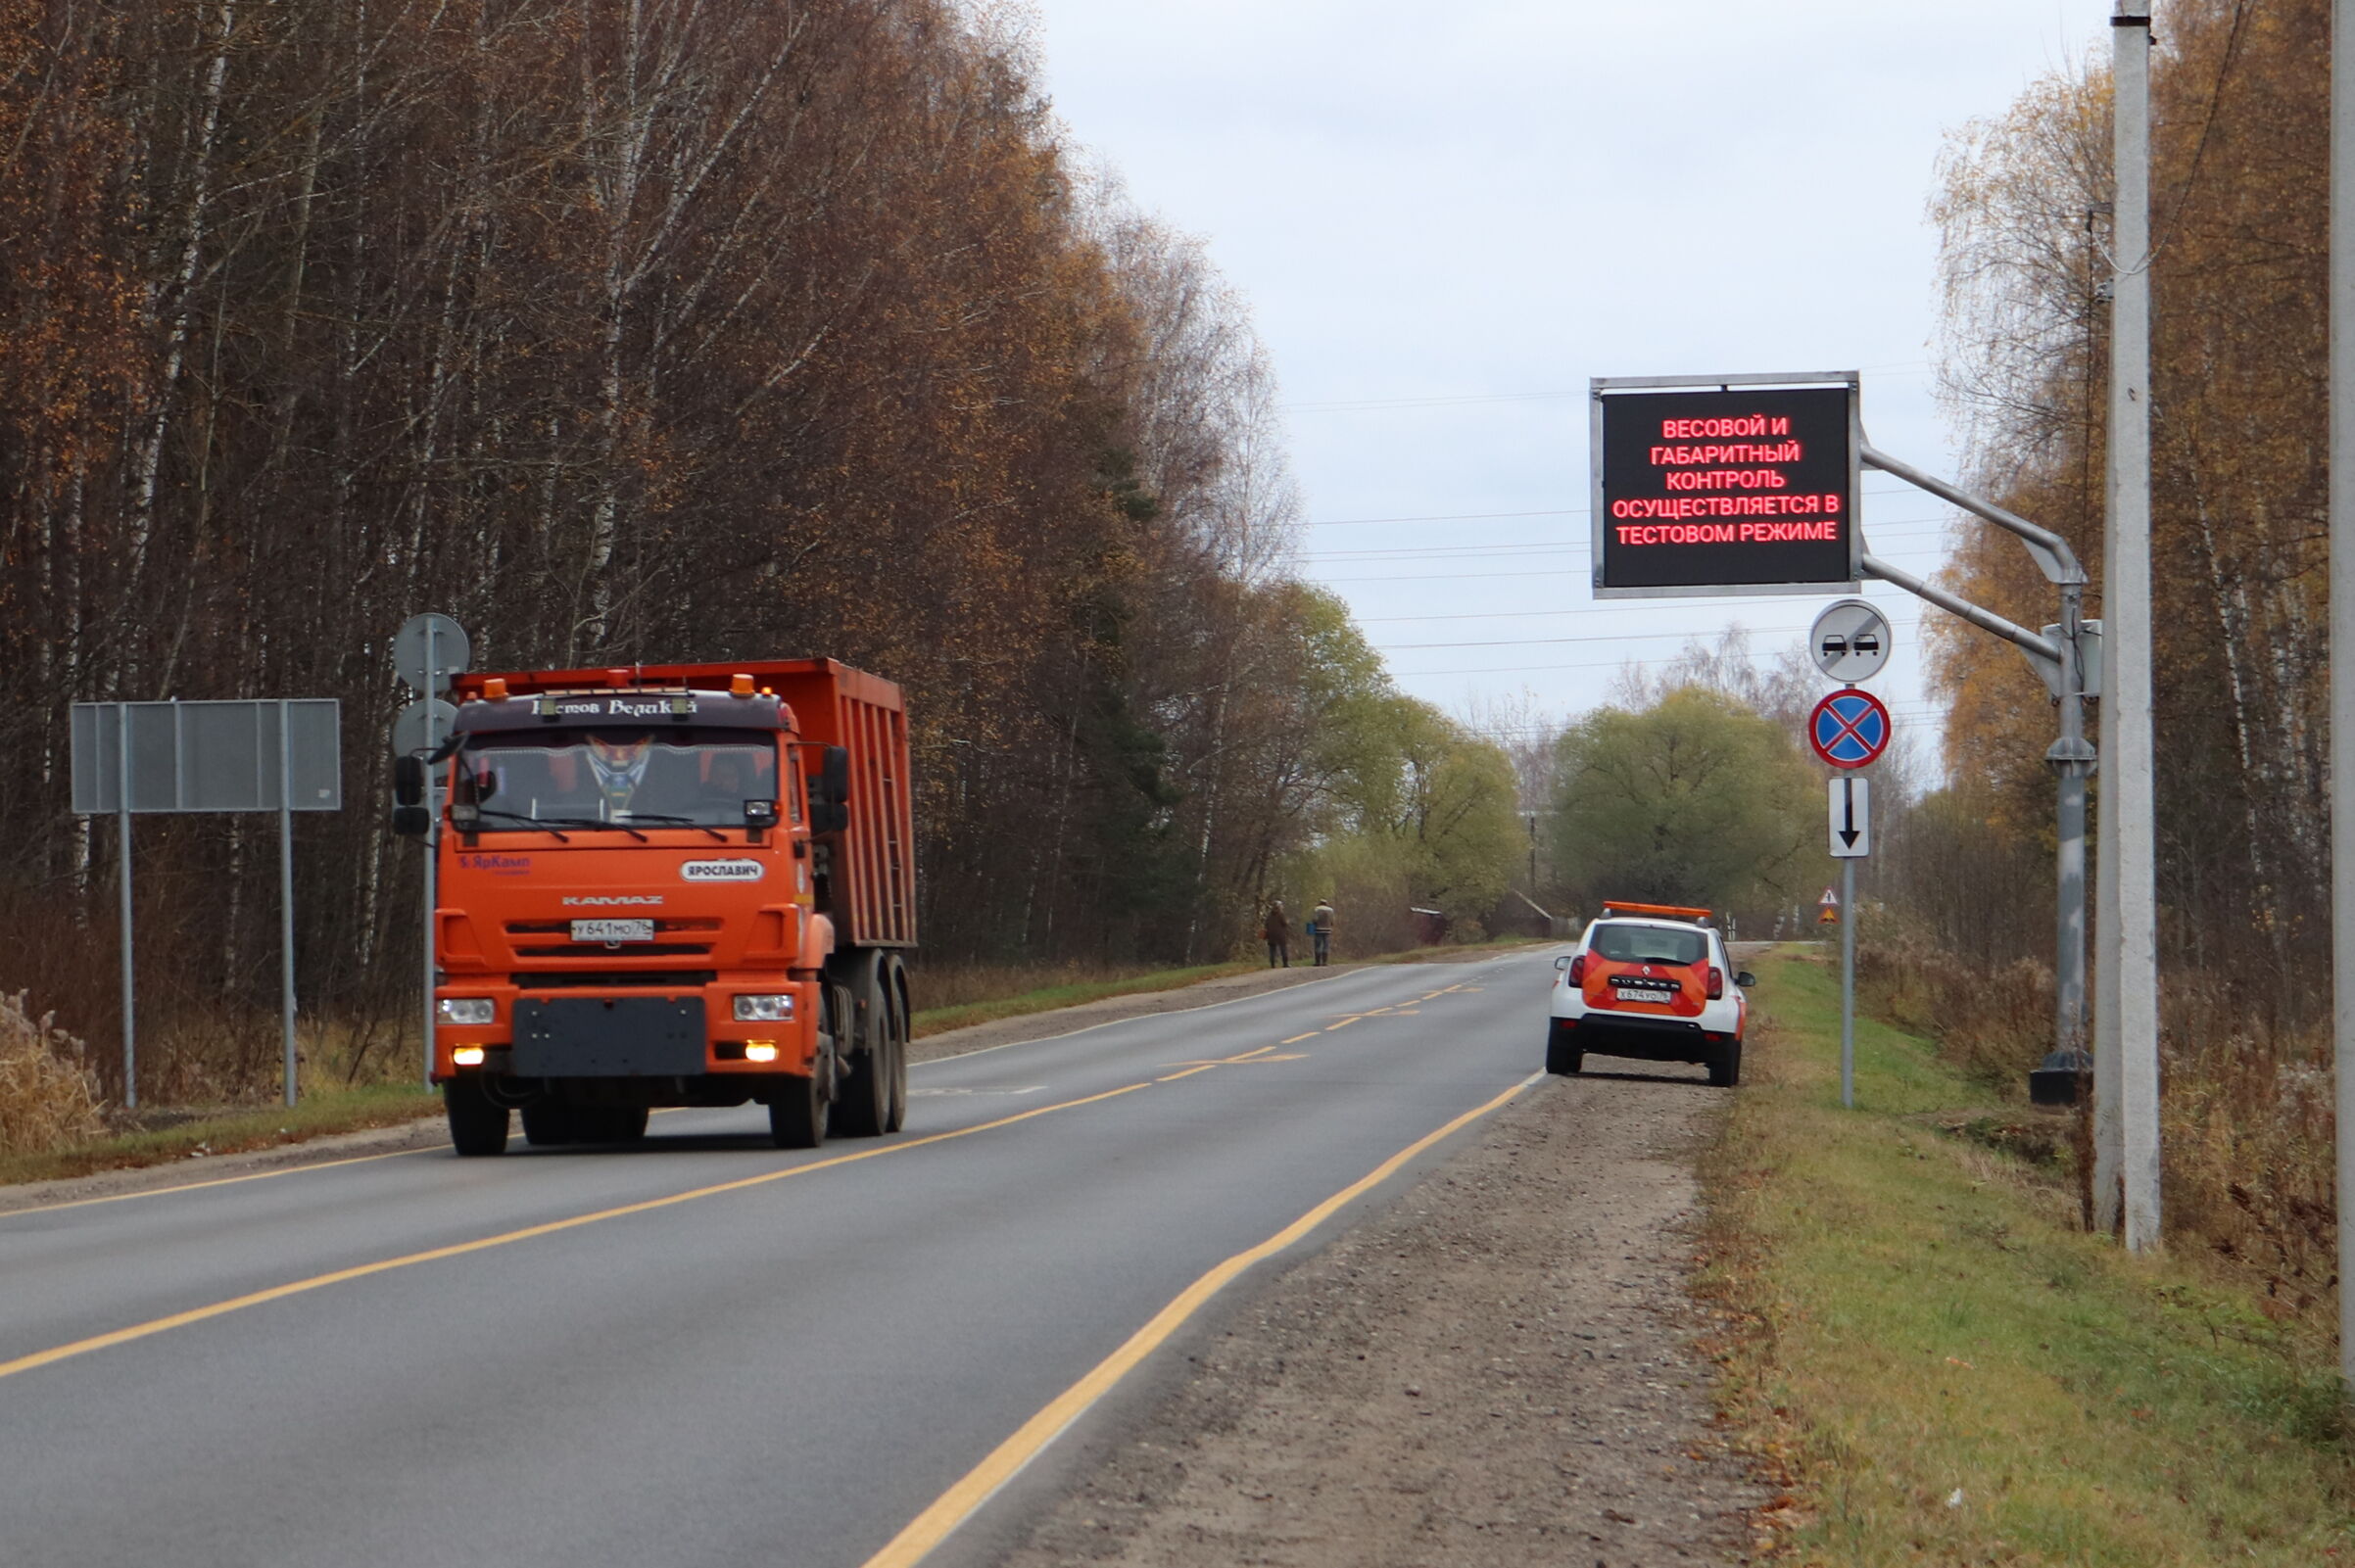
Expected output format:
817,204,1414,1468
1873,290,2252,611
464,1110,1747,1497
394,660,915,1157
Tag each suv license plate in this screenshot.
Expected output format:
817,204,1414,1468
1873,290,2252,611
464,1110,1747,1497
571,919,654,943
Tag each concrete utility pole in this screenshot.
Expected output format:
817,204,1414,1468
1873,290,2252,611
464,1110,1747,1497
2099,3,2162,1252
2331,0,2355,1395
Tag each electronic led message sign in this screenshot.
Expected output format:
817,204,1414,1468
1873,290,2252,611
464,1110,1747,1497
1590,372,1860,598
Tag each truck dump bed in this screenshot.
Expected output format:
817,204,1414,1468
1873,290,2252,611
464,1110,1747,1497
450,657,916,948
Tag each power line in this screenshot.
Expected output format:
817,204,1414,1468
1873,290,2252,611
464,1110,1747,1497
1374,622,1822,651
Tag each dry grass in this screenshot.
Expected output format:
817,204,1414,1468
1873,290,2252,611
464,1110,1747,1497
1857,924,2341,1331
1698,949,2355,1565
0,991,105,1156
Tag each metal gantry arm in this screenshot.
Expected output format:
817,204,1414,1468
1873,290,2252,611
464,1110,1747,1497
1861,444,2087,587
1850,445,2097,1122
1857,551,2062,668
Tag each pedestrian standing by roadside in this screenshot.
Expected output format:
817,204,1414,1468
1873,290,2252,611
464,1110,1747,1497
1309,898,1335,966
1262,901,1291,968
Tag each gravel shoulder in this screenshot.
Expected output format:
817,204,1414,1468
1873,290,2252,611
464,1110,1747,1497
996,1062,1765,1568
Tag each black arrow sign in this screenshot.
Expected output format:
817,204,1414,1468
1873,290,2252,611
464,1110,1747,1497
1839,778,1861,849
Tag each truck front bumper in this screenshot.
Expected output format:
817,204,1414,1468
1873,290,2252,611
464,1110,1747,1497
430,977,818,1082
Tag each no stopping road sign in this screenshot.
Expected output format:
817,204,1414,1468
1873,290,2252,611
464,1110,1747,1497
1808,689,1891,770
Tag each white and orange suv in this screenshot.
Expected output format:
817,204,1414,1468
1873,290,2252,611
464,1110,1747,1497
1546,901,1754,1086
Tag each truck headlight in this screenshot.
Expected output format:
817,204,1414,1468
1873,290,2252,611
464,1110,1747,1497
734,994,795,1022
438,998,496,1026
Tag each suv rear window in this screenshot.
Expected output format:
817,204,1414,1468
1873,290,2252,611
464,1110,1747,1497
1589,923,1706,967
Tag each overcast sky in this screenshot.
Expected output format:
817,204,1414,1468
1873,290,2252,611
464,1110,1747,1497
1029,0,2107,747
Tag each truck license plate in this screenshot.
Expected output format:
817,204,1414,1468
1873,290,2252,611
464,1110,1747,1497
571,919,654,943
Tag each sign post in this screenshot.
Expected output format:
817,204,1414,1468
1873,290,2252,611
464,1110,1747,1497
395,614,469,1090
1808,688,1888,1110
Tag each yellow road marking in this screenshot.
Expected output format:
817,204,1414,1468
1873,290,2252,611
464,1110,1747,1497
0,1082,1153,1385
1280,1033,1319,1045
1325,1018,1360,1030
856,1071,1542,1568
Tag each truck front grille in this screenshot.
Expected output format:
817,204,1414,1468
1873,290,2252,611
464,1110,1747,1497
512,971,717,990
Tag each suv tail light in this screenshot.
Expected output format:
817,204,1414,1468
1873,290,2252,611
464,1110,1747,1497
1706,965,1724,1000
1568,954,1586,983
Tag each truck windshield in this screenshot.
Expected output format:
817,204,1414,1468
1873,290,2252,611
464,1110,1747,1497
457,728,778,829
1588,923,1706,967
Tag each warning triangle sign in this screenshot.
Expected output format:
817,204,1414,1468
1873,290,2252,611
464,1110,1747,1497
1819,886,1840,908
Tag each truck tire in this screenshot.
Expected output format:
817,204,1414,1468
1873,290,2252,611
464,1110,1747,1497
832,953,891,1138
1544,1022,1582,1076
884,956,910,1133
446,1076,509,1157
771,986,842,1150
521,1100,577,1147
769,1074,826,1150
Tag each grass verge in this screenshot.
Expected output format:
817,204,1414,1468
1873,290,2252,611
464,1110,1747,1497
0,1081,442,1189
1703,946,2355,1564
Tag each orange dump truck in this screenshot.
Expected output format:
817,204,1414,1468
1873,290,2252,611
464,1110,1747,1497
402,659,914,1157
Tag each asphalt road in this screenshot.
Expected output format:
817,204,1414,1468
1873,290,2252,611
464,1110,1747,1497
0,949,1569,1568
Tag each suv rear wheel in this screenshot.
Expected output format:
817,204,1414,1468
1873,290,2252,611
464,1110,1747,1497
1544,1022,1583,1076
1706,1040,1743,1088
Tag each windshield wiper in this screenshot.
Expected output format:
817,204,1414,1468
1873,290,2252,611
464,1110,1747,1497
474,810,649,842
613,811,728,842
462,808,571,842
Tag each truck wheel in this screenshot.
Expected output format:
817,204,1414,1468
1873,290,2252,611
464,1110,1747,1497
1707,1042,1743,1088
521,1100,577,1147
832,955,890,1138
771,987,840,1150
446,1076,509,1157
1544,1023,1582,1076
884,958,909,1134
769,1075,827,1150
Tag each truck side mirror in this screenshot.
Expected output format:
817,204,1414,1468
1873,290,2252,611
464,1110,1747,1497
394,754,426,807
391,804,430,837
808,745,851,834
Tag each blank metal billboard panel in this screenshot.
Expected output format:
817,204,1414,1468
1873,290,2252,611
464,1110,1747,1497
70,700,342,815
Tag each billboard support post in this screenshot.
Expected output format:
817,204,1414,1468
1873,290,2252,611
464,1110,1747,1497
117,703,135,1111
279,700,298,1109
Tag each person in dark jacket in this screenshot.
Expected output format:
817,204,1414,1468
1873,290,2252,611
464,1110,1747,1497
1262,901,1291,968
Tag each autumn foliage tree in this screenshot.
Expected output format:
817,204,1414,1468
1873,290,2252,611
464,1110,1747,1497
0,1,1381,1095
